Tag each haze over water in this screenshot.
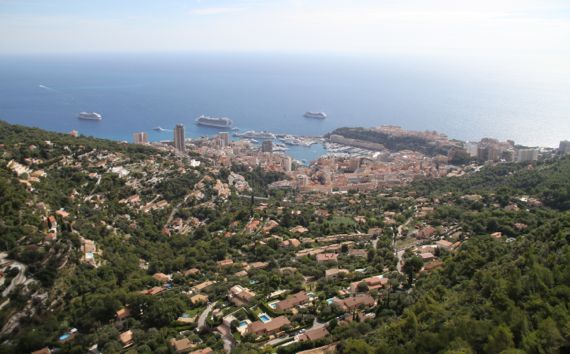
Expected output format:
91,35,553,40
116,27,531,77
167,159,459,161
0,53,568,148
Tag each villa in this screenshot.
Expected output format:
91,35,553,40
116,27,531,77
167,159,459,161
350,275,389,293
246,316,291,336
228,285,256,306
333,294,375,312
276,291,309,312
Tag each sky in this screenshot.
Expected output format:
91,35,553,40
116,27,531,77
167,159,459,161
0,0,569,68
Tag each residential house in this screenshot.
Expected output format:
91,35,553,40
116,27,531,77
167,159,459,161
169,338,195,353
142,286,164,296
350,275,389,293
119,330,134,348
246,316,291,336
116,308,130,321
193,280,216,292
245,219,261,233
276,291,309,312
297,327,330,342
189,348,214,354
333,294,375,312
436,239,453,250
247,262,269,270
153,272,170,283
348,249,368,258
262,220,279,233
190,294,209,305
290,225,309,234
281,238,301,248
228,285,256,306
419,252,435,261
316,253,338,263
416,226,437,239
325,268,349,280
31,348,51,354
217,259,234,267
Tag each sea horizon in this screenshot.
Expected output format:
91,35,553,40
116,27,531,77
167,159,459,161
1,52,568,151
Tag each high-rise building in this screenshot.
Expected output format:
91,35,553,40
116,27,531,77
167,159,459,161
560,140,570,154
133,131,148,145
282,156,292,172
465,142,479,157
218,132,230,147
174,124,185,152
261,140,273,153
477,145,499,162
516,148,538,162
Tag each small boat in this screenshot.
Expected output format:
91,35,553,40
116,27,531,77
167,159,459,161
304,111,327,119
78,112,102,121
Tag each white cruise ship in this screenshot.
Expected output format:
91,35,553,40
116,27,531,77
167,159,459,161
195,115,233,128
304,111,327,119
78,112,102,121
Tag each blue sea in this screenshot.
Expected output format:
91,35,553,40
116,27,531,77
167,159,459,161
0,53,569,161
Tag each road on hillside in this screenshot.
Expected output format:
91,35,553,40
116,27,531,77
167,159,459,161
0,253,28,298
197,301,217,331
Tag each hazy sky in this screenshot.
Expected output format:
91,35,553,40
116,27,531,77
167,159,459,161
1,0,569,65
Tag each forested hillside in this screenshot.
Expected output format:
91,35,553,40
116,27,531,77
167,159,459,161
0,121,568,354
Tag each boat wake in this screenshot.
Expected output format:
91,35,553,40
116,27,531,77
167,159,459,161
38,84,59,92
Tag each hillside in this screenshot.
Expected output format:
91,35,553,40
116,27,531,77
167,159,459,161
328,126,460,157
0,121,568,354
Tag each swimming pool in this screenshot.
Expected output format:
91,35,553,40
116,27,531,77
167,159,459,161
326,298,334,305
268,301,278,309
239,320,248,327
258,313,271,323
59,333,71,341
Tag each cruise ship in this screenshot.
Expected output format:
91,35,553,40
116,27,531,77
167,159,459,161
78,112,102,121
195,115,233,128
304,111,327,119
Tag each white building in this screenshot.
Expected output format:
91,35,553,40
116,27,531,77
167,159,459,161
516,148,538,163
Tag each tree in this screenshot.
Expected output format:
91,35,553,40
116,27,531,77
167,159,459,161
357,281,369,293
402,256,423,285
483,324,514,354
342,338,374,354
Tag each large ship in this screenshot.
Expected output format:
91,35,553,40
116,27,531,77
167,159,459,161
78,112,102,121
304,111,327,119
195,115,233,128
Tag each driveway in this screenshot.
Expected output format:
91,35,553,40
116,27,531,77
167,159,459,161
197,301,217,331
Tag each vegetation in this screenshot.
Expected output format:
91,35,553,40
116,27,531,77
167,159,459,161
329,127,454,156
0,121,569,353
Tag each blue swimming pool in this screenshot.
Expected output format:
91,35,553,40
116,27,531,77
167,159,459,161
59,333,71,341
239,320,248,327
258,313,271,323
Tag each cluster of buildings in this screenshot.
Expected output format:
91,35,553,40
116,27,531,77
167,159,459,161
270,151,463,193
464,138,541,163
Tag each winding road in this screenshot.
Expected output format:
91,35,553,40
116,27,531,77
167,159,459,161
197,301,217,331
0,253,28,298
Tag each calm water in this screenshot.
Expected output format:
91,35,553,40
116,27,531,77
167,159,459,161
0,53,568,160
